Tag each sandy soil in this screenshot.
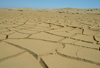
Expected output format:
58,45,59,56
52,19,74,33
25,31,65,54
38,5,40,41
0,8,100,68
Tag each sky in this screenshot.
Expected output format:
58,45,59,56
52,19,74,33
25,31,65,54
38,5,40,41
0,0,100,9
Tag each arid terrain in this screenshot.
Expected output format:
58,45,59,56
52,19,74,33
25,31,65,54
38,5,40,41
0,8,100,68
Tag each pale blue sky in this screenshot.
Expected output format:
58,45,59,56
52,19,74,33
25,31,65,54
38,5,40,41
0,0,100,9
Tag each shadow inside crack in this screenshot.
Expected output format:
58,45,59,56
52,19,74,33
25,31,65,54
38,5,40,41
39,58,48,68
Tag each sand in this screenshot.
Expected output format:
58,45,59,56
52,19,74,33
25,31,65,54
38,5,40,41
0,8,100,68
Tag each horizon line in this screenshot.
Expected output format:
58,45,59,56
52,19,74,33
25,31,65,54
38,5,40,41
0,7,100,10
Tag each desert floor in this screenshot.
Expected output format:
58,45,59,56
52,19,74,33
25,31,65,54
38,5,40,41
0,8,100,68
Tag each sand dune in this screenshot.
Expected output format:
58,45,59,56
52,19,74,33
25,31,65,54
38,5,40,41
0,8,100,68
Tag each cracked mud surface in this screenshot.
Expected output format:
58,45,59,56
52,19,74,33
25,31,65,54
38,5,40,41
0,8,100,68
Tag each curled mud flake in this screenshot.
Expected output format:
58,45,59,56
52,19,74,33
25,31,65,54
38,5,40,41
6,35,8,39
93,35,99,44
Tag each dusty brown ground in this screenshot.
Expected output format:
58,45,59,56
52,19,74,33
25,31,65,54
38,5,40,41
0,8,100,68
